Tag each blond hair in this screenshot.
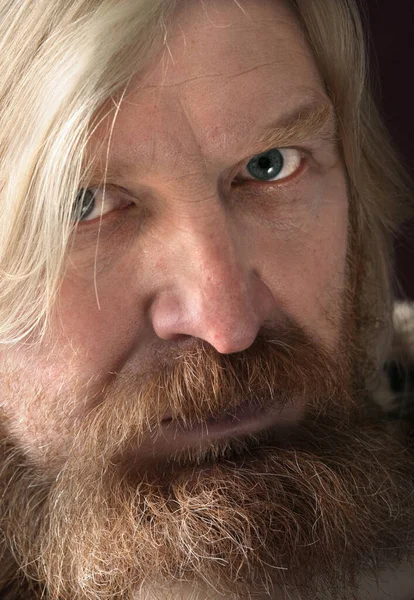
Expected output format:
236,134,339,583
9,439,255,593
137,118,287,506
0,0,411,350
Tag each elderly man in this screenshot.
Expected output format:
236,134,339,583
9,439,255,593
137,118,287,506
0,0,413,598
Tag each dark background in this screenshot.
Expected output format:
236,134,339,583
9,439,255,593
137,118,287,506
362,0,414,299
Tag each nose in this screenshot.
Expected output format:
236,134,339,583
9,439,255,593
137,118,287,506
149,214,276,355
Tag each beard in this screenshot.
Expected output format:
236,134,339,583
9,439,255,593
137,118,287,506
1,265,414,599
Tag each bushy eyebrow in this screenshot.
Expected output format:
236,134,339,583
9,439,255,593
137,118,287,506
250,101,338,154
84,101,338,185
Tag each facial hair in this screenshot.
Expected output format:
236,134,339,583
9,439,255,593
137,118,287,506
1,308,414,600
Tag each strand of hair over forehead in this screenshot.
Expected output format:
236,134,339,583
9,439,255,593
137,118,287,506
0,0,178,345
0,0,410,347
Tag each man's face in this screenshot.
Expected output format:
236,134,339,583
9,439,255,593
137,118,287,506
2,0,348,460
1,1,413,599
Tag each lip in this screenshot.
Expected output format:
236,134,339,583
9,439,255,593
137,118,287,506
154,399,303,452
118,399,305,469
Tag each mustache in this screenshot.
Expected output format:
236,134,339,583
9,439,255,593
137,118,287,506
72,320,356,464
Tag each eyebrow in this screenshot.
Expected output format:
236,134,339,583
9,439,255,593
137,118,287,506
251,101,338,154
84,101,338,184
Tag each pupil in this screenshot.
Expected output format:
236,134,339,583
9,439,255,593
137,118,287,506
258,156,271,170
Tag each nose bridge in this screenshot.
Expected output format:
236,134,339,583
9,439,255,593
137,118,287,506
162,185,244,282
188,215,249,304
188,207,244,287
171,198,251,305
150,201,275,354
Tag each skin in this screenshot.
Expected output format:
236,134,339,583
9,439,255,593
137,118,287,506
2,2,414,600
0,0,349,462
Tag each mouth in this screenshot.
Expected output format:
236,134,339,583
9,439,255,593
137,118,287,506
153,398,304,454
117,398,306,475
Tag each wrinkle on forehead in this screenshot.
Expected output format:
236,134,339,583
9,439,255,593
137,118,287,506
131,61,286,93
86,0,323,187
126,0,310,94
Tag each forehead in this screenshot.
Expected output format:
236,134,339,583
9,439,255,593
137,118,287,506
91,0,326,177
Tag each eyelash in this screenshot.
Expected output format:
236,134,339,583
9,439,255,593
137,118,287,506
75,147,307,224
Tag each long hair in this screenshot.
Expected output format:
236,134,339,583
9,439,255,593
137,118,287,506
0,0,411,357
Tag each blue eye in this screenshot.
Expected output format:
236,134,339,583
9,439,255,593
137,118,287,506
235,148,303,184
73,187,134,223
246,149,284,181
74,189,95,221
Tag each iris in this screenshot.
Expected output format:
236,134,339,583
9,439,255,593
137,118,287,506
74,189,95,221
247,149,284,181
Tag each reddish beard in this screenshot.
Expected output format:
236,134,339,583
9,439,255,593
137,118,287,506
1,315,414,600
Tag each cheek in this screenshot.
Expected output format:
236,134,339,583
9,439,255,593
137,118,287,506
55,273,146,377
259,189,349,346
